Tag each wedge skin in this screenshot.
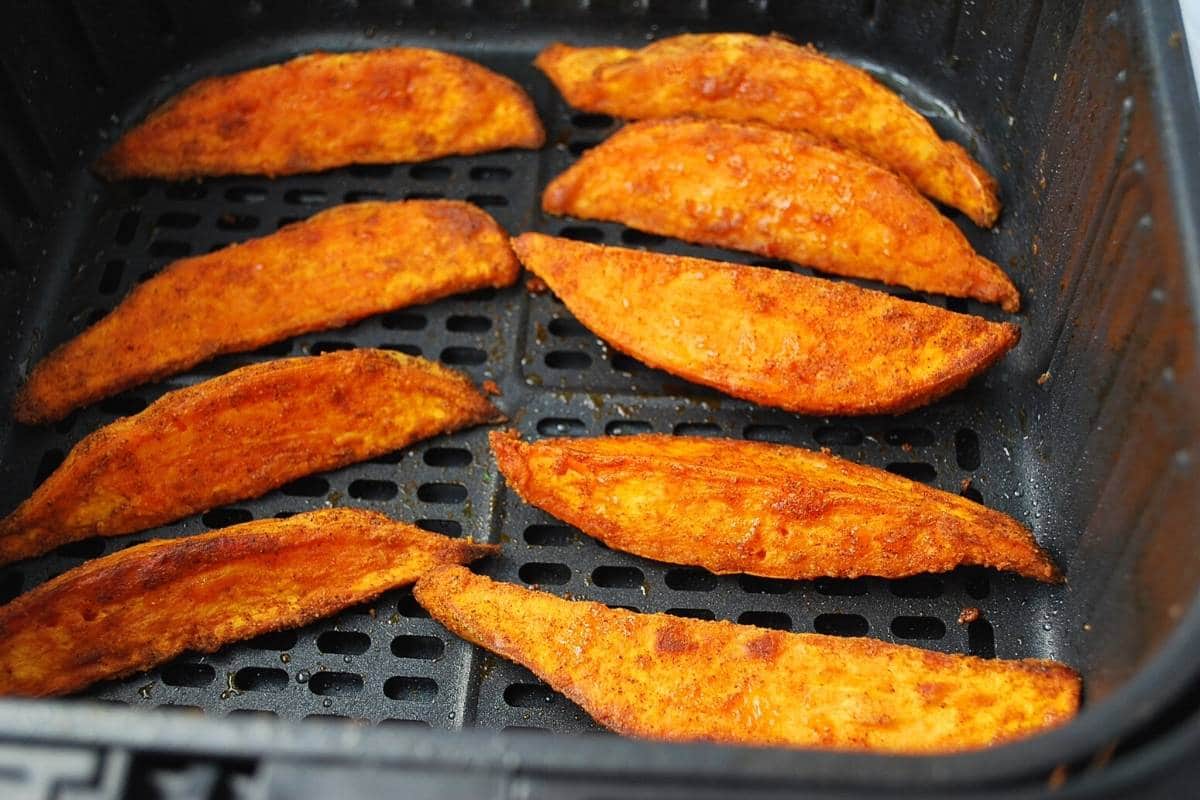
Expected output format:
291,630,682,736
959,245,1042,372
416,567,1080,752
97,49,545,179
13,201,519,424
0,510,498,697
491,431,1059,582
536,33,1000,227
542,118,1018,311
0,350,500,566
512,234,1019,415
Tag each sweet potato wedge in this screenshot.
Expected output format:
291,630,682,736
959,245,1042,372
542,118,1018,311
0,509,498,697
512,233,1019,415
96,48,545,179
416,567,1080,752
491,431,1059,582
536,34,1000,227
14,200,519,424
0,350,500,566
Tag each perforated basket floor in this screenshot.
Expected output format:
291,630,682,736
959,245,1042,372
0,35,1066,732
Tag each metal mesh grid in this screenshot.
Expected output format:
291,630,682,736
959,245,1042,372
0,41,1061,730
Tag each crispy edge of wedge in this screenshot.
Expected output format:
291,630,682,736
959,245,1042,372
489,430,1061,582
415,566,1080,753
0,350,501,566
13,200,519,424
0,509,498,696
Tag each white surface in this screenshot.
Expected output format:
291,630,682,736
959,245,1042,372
1185,0,1200,93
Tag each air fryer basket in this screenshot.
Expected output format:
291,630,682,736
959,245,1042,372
0,0,1198,796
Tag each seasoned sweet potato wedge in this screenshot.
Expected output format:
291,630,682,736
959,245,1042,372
0,509,498,696
416,567,1080,752
97,48,544,179
14,200,519,424
491,431,1059,582
536,34,1000,227
0,350,500,566
542,118,1018,311
512,234,1019,415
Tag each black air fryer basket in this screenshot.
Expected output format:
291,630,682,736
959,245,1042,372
1,1,1199,797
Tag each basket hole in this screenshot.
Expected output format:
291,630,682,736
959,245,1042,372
605,420,651,435
446,314,491,333
572,112,615,129
396,589,429,618
225,186,266,203
610,353,651,373
889,575,944,599
743,424,791,443
466,194,508,208
277,216,302,229
738,576,790,594
568,140,600,156
202,508,252,529
98,260,125,293
309,671,364,696
160,662,215,688
243,630,298,650
738,611,791,630
673,422,721,437
149,240,191,258
559,225,604,243
392,635,444,660
349,479,399,501
310,341,355,355
165,184,206,200
886,427,936,448
410,164,451,180
519,562,570,585
537,417,586,436
384,676,438,703
620,228,666,246
469,165,512,182
424,447,472,467
382,343,422,356
405,191,445,201
524,524,574,546
440,346,486,365
890,616,946,640
114,210,140,244
956,428,981,470
815,578,869,596
99,395,147,416
545,350,592,369
591,565,643,589
416,482,466,504
813,424,863,446
946,297,969,313
548,317,589,337
458,287,497,302
35,449,65,484
886,462,937,483
962,485,984,504
284,188,326,205
504,682,556,707
317,631,370,655
415,519,462,537
56,538,106,558
0,572,22,604
349,164,393,178
280,475,330,497
961,567,991,600
217,213,258,231
665,607,715,620
664,568,717,591
814,613,870,637
234,666,288,692
968,619,996,658
345,190,386,203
